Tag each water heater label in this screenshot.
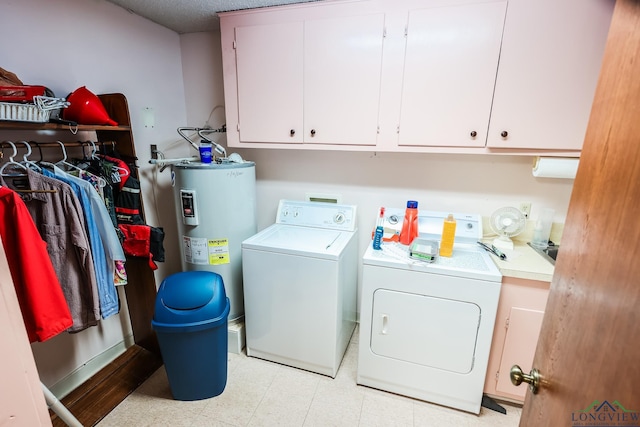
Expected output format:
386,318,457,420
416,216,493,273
208,238,230,265
182,236,230,265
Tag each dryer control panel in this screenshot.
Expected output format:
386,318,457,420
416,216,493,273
276,200,357,232
383,209,482,244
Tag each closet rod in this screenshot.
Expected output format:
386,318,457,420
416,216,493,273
0,141,116,148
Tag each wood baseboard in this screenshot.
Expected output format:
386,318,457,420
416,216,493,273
50,345,162,427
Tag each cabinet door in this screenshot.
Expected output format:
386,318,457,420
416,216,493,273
398,1,506,147
486,0,614,150
236,22,304,143
496,307,544,398
304,13,385,146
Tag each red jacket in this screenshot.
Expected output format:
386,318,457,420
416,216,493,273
0,187,72,342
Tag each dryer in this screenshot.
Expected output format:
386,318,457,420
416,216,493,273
357,209,502,414
242,200,358,377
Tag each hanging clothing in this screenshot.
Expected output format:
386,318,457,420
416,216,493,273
0,169,100,332
69,162,128,286
70,157,128,286
115,175,144,225
42,164,120,319
73,156,119,228
0,186,73,342
73,168,105,201
99,154,130,190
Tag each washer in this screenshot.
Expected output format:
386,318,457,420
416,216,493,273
242,200,358,377
357,209,502,414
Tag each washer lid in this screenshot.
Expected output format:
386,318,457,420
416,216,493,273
242,224,355,260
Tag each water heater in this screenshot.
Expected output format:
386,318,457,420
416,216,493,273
172,161,257,322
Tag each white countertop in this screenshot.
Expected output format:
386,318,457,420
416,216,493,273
478,218,562,283
479,239,555,282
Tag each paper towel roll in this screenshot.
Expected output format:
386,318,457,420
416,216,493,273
532,157,579,179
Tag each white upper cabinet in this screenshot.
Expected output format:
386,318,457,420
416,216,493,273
304,14,384,145
236,22,304,143
228,8,384,146
486,0,614,150
220,0,613,154
398,1,506,148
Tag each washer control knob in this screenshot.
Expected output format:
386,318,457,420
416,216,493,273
334,213,345,224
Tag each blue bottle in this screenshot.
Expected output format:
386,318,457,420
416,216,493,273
373,207,385,250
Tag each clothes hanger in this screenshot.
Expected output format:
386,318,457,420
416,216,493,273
75,140,108,188
18,141,42,172
54,140,85,173
0,141,28,176
89,140,100,160
0,141,55,192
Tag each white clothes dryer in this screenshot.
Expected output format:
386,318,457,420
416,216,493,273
357,209,502,414
242,200,358,377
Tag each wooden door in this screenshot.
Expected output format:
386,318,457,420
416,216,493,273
519,1,640,425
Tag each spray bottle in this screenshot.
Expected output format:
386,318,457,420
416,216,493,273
373,207,385,250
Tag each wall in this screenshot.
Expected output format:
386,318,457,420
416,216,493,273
0,0,187,396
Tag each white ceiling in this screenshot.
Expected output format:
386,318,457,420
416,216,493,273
105,0,323,33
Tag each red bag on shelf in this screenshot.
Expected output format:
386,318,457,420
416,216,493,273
0,85,47,102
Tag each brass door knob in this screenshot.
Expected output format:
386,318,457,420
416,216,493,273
510,365,541,394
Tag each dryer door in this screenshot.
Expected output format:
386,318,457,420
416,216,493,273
370,289,480,374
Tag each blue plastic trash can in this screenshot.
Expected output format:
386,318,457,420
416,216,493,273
151,271,230,401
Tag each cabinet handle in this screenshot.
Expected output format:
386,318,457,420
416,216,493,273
501,131,509,138
470,131,477,138
290,129,295,137
310,129,316,137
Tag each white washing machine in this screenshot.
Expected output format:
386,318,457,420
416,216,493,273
242,200,358,377
357,209,502,414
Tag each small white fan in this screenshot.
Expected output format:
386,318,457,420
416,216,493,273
490,207,526,250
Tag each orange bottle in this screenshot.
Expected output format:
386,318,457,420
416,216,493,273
399,201,419,245
439,214,456,257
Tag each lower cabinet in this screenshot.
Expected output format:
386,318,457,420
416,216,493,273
484,277,550,402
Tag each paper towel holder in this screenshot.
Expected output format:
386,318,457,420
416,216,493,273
532,156,580,179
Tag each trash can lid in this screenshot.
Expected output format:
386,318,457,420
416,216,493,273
153,271,228,324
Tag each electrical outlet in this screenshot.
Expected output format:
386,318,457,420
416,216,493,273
519,202,532,219
150,144,158,160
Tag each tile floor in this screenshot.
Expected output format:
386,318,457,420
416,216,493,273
97,328,522,427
